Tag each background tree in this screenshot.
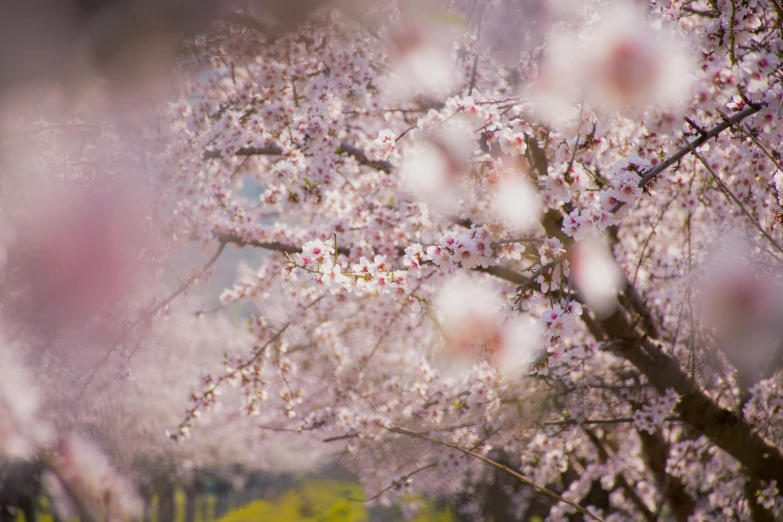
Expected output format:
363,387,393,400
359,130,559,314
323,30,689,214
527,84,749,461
2,0,783,521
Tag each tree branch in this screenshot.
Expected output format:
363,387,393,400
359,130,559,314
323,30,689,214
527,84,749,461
610,104,761,214
203,146,285,160
218,233,535,288
217,215,783,490
218,233,350,256
637,429,696,522
592,305,783,485
337,142,394,173
203,141,393,174
456,254,783,488
583,428,657,522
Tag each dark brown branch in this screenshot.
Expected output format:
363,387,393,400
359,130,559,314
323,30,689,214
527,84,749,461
218,233,350,256
219,233,536,288
689,146,783,259
203,146,285,160
323,432,360,443
337,142,393,173
583,428,657,522
543,416,677,426
610,104,761,214
202,141,394,174
467,5,484,96
637,429,696,522
475,265,529,285
681,6,720,17
592,306,783,486
684,117,708,136
136,241,227,325
356,462,439,502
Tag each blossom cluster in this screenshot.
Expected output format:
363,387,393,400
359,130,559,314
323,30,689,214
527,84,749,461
632,389,680,434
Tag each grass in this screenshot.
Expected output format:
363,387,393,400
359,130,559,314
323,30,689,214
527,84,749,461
216,481,365,522
216,480,455,522
18,479,453,522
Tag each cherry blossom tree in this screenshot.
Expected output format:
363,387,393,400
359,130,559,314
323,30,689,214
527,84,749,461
3,0,783,521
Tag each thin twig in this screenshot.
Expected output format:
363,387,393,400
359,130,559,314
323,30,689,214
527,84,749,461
136,241,227,326
467,5,485,96
73,242,228,405
543,416,678,426
351,462,439,502
387,425,606,521
688,147,783,260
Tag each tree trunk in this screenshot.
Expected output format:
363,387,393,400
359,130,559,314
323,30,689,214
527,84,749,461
0,507,14,522
139,489,152,522
184,483,198,522
157,482,176,522
214,493,229,520
585,293,783,486
19,495,36,522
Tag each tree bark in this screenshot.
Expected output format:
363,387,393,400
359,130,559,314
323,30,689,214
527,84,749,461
582,428,655,522
18,495,36,522
184,483,198,522
214,492,229,520
142,492,153,522
585,299,783,487
156,482,176,522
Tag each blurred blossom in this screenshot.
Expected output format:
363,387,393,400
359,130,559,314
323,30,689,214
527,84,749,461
436,275,504,349
491,164,541,231
45,434,142,522
435,275,541,378
494,316,544,381
700,235,760,333
401,143,460,210
383,7,466,102
571,236,623,318
11,183,152,334
0,345,53,460
536,1,693,118
699,236,783,385
400,121,474,211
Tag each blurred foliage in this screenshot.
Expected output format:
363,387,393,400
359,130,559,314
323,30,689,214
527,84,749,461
216,480,455,522
216,481,364,522
20,479,454,522
146,490,217,522
403,501,455,522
